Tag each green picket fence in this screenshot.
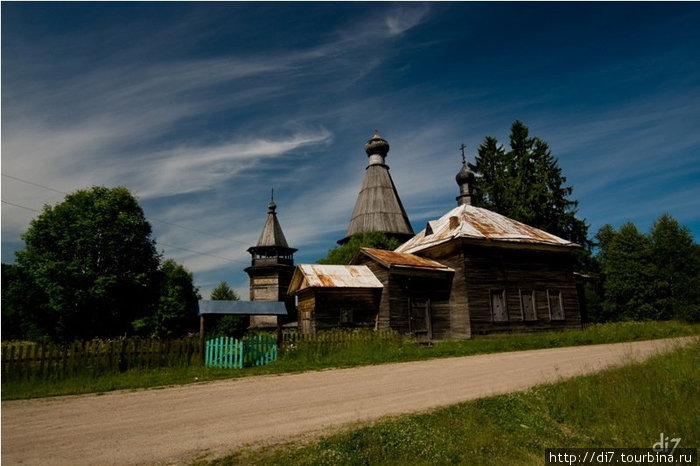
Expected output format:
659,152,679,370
205,335,277,369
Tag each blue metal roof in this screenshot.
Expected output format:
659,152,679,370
197,300,288,316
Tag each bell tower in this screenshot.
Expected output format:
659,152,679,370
245,191,297,327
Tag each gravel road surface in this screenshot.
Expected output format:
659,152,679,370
2,337,695,465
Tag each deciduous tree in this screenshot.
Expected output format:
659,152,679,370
13,186,161,341
150,259,201,338
318,231,402,265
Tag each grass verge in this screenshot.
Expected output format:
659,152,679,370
3,320,699,401
204,340,700,465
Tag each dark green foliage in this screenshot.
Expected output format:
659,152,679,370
11,186,161,342
208,281,246,338
593,215,700,322
5,186,204,342
1,264,51,341
650,215,700,322
211,281,239,301
149,259,201,338
318,231,402,265
601,223,657,320
469,121,589,247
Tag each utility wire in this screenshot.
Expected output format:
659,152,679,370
1,173,68,195
2,172,254,247
2,173,256,267
1,199,41,213
1,198,249,266
149,217,251,246
157,241,249,266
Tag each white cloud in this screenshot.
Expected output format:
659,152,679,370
385,4,431,36
127,130,334,199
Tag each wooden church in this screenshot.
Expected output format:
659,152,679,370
248,131,584,338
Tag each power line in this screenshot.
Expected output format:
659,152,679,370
1,172,253,247
149,217,251,246
1,199,250,266
156,241,249,266
1,173,68,195
1,199,41,213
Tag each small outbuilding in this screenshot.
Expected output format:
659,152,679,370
287,264,383,335
351,248,454,340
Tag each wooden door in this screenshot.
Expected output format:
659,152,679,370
409,298,432,339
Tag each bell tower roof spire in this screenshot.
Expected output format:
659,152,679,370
268,188,276,213
250,190,296,251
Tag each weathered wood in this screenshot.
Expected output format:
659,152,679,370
341,133,414,243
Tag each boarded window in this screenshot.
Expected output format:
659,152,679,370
520,290,537,321
548,290,564,320
490,290,508,322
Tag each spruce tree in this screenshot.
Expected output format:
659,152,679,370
469,121,588,246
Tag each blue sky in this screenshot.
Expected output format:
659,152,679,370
3,2,699,299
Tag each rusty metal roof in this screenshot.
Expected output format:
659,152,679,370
396,204,579,254
357,248,453,272
287,264,383,294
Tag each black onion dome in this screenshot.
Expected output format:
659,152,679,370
364,130,390,157
456,163,475,184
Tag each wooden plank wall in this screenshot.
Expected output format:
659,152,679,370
358,259,392,330
297,289,316,335
432,252,471,339
298,288,380,333
249,271,281,301
459,244,582,335
354,253,458,339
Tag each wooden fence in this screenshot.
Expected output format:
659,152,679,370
2,330,399,381
281,328,399,345
1,337,201,381
205,335,278,369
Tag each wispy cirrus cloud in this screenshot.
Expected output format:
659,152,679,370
385,4,431,36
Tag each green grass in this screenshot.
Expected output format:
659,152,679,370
203,340,700,466
3,321,699,401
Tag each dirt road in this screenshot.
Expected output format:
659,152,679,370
2,337,695,465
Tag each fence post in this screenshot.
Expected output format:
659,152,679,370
38,343,47,379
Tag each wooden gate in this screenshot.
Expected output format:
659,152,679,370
205,337,243,369
205,335,278,369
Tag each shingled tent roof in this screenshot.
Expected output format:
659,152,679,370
340,131,414,244
248,196,297,253
396,204,580,254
